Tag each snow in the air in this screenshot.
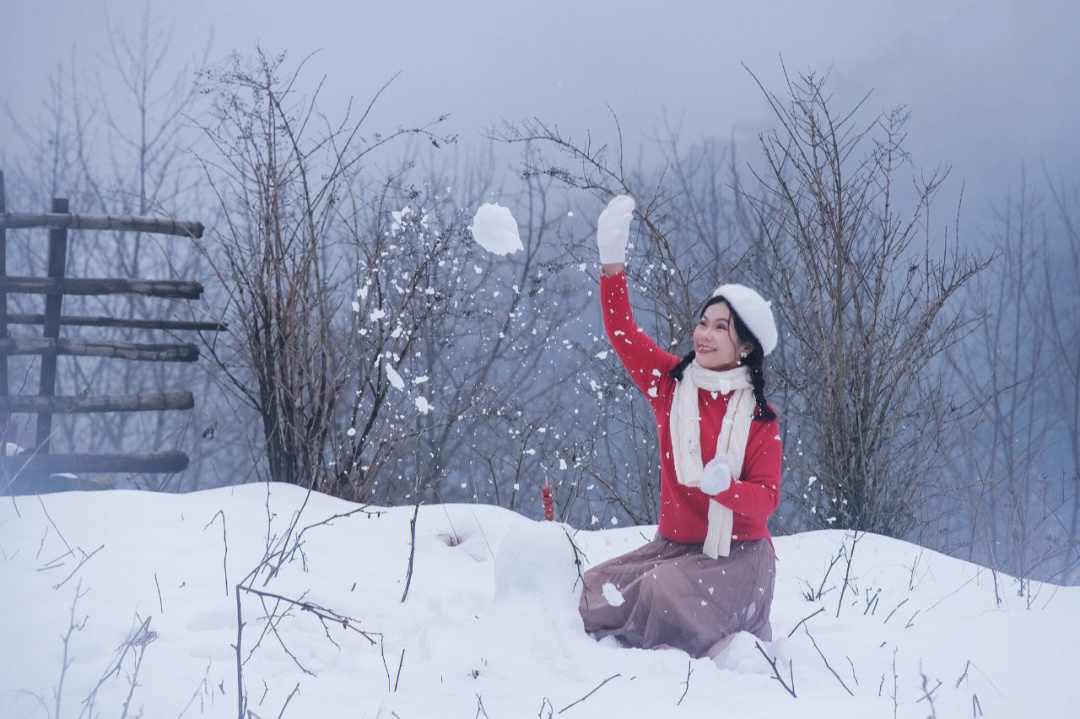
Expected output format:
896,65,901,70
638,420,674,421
2,483,1077,718
468,203,523,256
385,363,405,390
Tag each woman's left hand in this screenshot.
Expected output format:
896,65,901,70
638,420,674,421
698,456,732,495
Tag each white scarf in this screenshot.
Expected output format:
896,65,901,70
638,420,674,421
669,362,755,559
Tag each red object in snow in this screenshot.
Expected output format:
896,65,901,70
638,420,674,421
542,484,554,521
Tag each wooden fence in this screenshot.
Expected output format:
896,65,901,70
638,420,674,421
0,170,224,491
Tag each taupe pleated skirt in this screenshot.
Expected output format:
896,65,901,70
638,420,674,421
578,535,775,659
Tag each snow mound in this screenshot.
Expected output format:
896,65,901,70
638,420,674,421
468,203,523,256
2,484,1078,718
493,520,579,606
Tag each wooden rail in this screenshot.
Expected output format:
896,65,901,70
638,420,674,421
2,450,190,476
0,277,202,299
6,313,226,333
0,212,203,238
0,338,198,362
0,392,194,414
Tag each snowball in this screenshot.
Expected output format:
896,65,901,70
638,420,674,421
469,203,523,256
415,396,432,414
369,308,386,322
601,583,625,607
385,364,405,390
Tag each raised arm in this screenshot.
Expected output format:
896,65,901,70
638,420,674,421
594,196,678,399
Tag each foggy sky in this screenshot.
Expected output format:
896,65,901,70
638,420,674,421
3,0,1078,218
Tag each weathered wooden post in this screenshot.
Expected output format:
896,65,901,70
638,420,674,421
0,172,8,452
37,197,69,453
0,174,222,491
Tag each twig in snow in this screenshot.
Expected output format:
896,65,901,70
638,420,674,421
37,494,73,556
908,551,922,590
972,693,983,716
787,607,824,638
80,615,154,717
677,660,692,705
155,572,164,613
846,655,859,686
238,585,379,645
754,642,796,698
558,673,621,713
836,530,861,618
394,649,405,692
538,697,554,718
904,609,920,629
475,693,489,718
35,526,49,558
803,627,853,696
863,588,881,615
955,660,972,688
917,668,941,718
118,637,149,719
276,683,300,719
204,510,229,596
561,526,588,594
808,545,844,600
53,543,104,590
175,659,211,719
883,597,908,624
54,580,88,719
244,592,302,665
890,648,899,719
401,499,421,603
256,594,315,676
235,584,246,719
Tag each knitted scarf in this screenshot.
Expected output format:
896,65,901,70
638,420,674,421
669,362,755,559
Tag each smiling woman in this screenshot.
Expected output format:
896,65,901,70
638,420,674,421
580,195,783,659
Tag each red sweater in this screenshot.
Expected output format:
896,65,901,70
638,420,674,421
601,271,782,545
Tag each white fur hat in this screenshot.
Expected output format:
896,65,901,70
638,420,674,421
710,283,778,356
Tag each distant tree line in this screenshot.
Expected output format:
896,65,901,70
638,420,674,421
2,12,1077,587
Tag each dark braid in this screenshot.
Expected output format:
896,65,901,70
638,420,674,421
742,344,775,421
668,296,776,422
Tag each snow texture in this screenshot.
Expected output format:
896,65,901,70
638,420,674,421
1,483,1077,718
601,582,625,607
468,203,523,256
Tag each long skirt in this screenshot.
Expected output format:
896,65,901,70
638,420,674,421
578,535,775,659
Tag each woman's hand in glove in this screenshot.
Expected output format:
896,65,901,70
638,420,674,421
596,194,635,265
698,455,732,496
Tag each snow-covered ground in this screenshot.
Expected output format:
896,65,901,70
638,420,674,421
2,483,1075,718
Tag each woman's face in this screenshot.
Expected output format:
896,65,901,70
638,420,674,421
693,301,753,371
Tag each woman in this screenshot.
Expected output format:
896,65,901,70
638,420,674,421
578,195,782,659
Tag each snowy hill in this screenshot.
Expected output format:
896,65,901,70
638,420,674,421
2,483,1076,718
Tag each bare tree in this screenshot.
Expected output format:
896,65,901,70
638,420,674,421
742,69,989,536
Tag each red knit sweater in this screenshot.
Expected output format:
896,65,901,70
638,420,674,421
601,271,782,545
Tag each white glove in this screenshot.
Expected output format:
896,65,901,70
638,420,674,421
596,194,635,264
698,455,732,496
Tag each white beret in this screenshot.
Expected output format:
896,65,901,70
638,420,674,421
710,283,778,356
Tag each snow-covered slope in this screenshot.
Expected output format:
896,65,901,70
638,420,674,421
2,483,1075,717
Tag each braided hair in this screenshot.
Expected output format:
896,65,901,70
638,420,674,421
668,296,776,422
